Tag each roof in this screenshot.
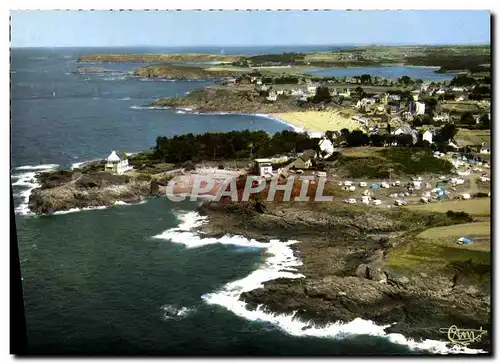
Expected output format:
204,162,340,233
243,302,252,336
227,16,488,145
107,151,121,162
255,158,272,163
299,149,316,161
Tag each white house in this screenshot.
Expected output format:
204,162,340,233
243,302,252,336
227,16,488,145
318,137,335,159
480,142,490,154
267,91,277,102
422,130,433,144
415,102,426,115
105,151,132,175
254,159,273,177
306,84,317,96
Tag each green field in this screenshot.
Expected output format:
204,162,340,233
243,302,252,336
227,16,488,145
405,198,490,216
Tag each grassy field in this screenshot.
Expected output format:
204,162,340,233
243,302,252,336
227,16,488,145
455,128,491,147
440,102,484,113
336,148,453,179
270,110,359,132
404,198,490,216
417,221,491,242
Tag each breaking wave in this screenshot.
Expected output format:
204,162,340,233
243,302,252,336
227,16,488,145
154,210,484,355
130,105,172,110
51,200,147,215
160,304,196,321
11,164,60,216
14,164,60,171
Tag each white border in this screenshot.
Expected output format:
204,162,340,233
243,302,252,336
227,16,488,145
2,2,496,363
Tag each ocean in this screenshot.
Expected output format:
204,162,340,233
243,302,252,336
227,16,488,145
10,47,470,355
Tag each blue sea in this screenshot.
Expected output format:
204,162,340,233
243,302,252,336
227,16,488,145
11,47,463,355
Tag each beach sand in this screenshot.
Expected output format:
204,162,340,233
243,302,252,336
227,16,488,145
269,110,362,133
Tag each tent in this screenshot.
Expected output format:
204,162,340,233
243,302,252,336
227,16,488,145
371,184,380,189
456,237,473,245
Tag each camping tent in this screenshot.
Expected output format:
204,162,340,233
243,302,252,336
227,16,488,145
456,237,473,245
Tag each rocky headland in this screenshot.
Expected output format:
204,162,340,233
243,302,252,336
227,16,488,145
27,169,154,214
133,64,245,80
78,53,243,63
196,200,491,352
150,85,318,113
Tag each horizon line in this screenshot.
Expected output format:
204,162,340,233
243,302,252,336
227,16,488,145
10,42,491,49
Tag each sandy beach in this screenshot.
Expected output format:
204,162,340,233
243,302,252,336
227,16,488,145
268,110,362,133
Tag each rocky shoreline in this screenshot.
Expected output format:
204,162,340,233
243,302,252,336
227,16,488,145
27,169,155,215
195,201,491,352
150,85,325,113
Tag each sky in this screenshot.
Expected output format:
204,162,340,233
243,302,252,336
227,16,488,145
10,10,491,47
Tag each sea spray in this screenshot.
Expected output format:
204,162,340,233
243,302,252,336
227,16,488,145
155,210,485,355
11,164,60,216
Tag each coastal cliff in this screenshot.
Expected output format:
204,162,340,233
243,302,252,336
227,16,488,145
196,201,491,351
133,64,245,80
28,170,152,214
78,53,243,63
150,86,315,113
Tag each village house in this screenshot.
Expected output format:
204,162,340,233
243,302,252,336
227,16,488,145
393,123,413,136
105,151,132,175
267,91,278,102
422,130,434,144
286,149,316,170
254,158,273,178
455,92,469,102
415,101,426,115
318,137,335,159
433,113,450,123
480,142,491,154
338,88,351,98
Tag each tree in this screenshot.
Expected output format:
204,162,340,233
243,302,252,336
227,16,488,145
423,97,438,115
370,134,386,147
436,124,458,143
398,76,412,87
480,114,491,128
386,123,391,135
360,74,372,85
396,134,413,147
460,112,476,126
354,86,365,99
312,86,332,103
347,130,370,147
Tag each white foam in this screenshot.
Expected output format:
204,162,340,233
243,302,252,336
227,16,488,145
14,164,60,171
51,199,147,215
52,205,108,215
157,210,485,355
160,304,196,321
130,105,172,110
11,165,60,216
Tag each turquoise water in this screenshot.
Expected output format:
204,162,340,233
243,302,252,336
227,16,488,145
11,47,424,355
306,65,457,81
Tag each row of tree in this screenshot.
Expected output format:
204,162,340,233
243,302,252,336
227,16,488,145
153,130,320,163
335,124,460,148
